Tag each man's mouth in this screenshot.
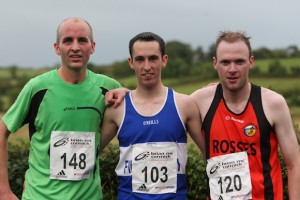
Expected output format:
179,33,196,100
143,73,153,77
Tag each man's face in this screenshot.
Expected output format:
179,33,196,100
54,19,95,71
128,41,167,88
213,40,254,92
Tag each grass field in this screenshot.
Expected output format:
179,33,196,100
1,58,300,143
1,99,300,144
254,57,300,73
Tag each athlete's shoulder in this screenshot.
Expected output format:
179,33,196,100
260,86,291,127
173,90,198,113
88,70,121,88
190,83,218,99
22,69,57,93
261,87,286,103
261,87,287,111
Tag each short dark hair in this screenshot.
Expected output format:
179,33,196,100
129,32,166,57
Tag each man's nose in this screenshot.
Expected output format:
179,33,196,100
71,41,80,51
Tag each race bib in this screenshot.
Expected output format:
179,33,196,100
132,142,177,194
206,152,252,200
50,131,95,181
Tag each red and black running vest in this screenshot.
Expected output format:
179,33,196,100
203,83,283,200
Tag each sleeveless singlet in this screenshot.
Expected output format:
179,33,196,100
115,88,188,200
203,83,283,200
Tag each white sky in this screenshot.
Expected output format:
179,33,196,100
1,0,299,68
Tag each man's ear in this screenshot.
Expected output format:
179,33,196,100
54,43,60,55
213,56,217,70
249,55,255,69
161,55,168,69
128,57,135,69
90,42,96,54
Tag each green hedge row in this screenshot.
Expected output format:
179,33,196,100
8,140,288,199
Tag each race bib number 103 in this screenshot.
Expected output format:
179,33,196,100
132,142,177,194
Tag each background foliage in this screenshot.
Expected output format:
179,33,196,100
3,41,300,199
1,41,300,111
9,137,297,199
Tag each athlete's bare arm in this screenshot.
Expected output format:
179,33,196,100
175,93,205,155
100,101,124,152
0,120,18,200
190,84,217,120
262,88,300,200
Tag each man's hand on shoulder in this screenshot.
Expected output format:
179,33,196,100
105,88,130,108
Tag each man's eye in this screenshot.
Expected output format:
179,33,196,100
79,38,88,44
62,38,73,44
221,60,230,65
134,57,144,62
149,56,158,61
236,60,245,65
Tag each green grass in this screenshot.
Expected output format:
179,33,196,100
254,57,300,73
118,76,299,95
1,58,300,143
0,67,50,79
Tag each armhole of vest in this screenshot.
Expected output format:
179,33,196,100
116,95,127,137
250,85,275,198
203,84,222,158
250,84,273,130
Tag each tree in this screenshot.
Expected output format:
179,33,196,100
206,43,216,61
268,60,287,77
253,47,273,59
166,41,193,66
9,65,18,79
286,45,300,57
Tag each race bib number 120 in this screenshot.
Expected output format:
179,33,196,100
206,152,252,200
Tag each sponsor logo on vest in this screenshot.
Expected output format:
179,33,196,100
124,160,132,174
243,124,257,137
225,116,244,123
64,107,76,111
143,119,159,125
212,140,256,156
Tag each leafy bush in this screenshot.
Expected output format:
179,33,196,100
186,144,207,199
8,141,291,199
99,143,208,199
8,139,30,199
268,60,287,77
99,144,120,199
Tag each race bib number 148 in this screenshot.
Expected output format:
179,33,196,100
50,131,95,181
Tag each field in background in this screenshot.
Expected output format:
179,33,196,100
1,57,300,143
0,94,300,142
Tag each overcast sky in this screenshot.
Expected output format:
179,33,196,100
1,0,299,68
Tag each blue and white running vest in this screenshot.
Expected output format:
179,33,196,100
115,88,188,200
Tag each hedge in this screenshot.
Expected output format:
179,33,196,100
8,140,289,199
